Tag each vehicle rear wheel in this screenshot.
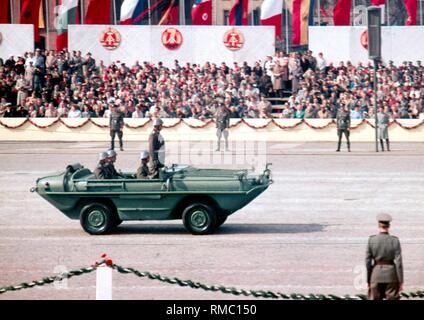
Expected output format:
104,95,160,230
80,203,116,235
215,215,227,229
182,203,217,235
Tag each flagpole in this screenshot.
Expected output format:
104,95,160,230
285,1,289,53
317,0,321,26
80,0,84,24
45,0,50,50
148,0,152,25
179,0,185,25
352,0,355,26
10,0,14,23
420,0,423,25
386,0,390,26
113,0,117,25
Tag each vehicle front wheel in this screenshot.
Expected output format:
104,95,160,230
80,203,116,235
182,203,217,235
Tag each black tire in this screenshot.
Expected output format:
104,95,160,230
182,203,217,235
215,215,228,229
80,203,116,235
114,217,123,227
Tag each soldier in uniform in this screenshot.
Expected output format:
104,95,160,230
109,104,125,151
105,149,123,179
215,104,230,151
377,106,390,152
93,152,110,179
149,118,165,179
336,104,351,152
366,213,403,300
136,150,152,179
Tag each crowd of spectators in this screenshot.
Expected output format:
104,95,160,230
0,48,422,119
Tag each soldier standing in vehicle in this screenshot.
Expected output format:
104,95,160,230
215,104,230,151
136,150,152,179
366,213,403,300
336,103,351,152
377,106,391,152
105,149,123,179
109,104,125,151
93,152,110,179
149,118,165,179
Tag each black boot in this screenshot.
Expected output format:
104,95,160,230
380,140,385,152
347,142,351,152
386,139,390,152
336,141,341,152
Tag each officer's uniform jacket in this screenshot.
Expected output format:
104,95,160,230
336,110,351,130
148,130,165,163
215,109,230,131
366,233,403,284
377,112,390,139
105,163,121,179
109,111,124,131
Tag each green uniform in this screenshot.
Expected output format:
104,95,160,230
109,110,125,150
215,108,230,151
105,163,122,179
136,162,151,179
366,232,403,300
93,164,109,179
148,130,165,178
336,109,351,151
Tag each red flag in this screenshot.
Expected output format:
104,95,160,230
404,0,418,25
229,0,248,26
0,0,9,23
159,0,179,25
192,0,212,25
86,0,111,24
333,0,352,26
371,0,385,4
20,0,42,42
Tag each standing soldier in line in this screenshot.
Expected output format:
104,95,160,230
366,214,403,300
215,104,230,152
377,106,391,152
336,104,351,152
109,104,125,151
93,152,110,179
149,118,165,179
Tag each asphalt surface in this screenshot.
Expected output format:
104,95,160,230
0,141,423,300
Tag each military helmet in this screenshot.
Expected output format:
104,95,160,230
140,150,150,160
153,118,163,126
98,152,108,161
107,149,117,158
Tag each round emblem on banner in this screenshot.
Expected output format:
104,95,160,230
100,27,121,50
223,28,245,51
161,28,183,50
202,13,208,21
360,30,368,50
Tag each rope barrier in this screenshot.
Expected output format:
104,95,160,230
1,259,423,300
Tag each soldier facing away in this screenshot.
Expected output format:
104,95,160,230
377,106,391,151
215,104,230,151
336,104,351,152
366,213,403,300
149,118,165,179
93,152,110,179
109,104,125,151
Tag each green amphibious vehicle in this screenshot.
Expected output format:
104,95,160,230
32,163,272,235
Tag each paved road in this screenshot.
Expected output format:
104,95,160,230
0,141,423,300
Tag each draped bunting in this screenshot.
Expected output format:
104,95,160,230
1,118,423,130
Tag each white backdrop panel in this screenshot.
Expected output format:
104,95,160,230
0,24,34,59
309,26,424,65
68,25,275,66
